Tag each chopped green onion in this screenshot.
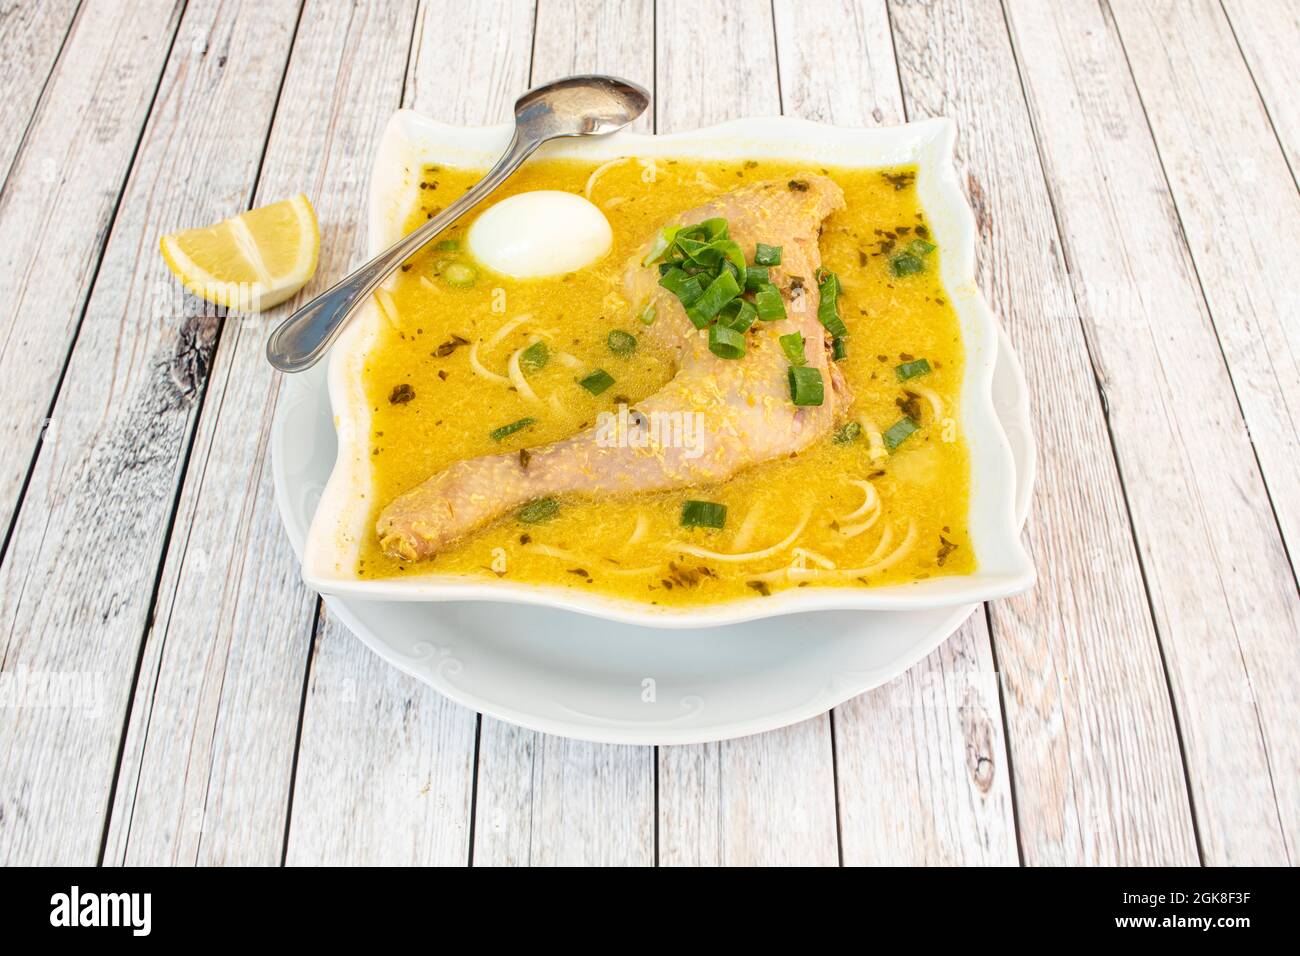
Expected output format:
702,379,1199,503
518,497,560,523
744,266,770,292
607,329,638,356
686,269,741,326
490,417,536,441
719,298,757,333
442,261,477,287
889,239,934,278
833,421,862,445
895,358,932,381
699,218,729,239
754,243,782,266
519,340,549,372
889,252,925,277
815,268,849,337
779,332,807,366
681,499,727,529
883,417,919,450
691,238,746,275
434,239,460,251
641,225,679,266
755,288,786,322
638,302,657,326
832,336,848,361
787,365,824,406
659,267,704,308
708,323,746,360
577,369,615,395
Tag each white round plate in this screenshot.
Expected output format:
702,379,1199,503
272,329,1034,745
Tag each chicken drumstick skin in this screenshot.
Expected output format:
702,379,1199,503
378,174,847,562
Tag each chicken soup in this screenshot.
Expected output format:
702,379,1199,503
357,157,972,606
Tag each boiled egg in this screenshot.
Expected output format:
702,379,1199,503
467,190,612,279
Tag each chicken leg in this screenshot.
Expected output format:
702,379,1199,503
378,174,847,562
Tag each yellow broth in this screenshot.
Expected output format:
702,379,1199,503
355,157,973,605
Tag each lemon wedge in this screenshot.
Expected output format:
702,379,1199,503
160,194,319,311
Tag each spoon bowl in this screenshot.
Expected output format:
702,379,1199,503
512,74,652,139
266,74,650,373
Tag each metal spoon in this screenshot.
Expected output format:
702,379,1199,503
266,74,650,373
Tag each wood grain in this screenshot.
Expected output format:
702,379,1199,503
1109,0,1300,859
286,606,478,865
0,0,80,188
474,722,655,865
103,0,429,866
1004,0,1298,864
0,0,183,554
1107,0,1300,577
1221,0,1300,182
888,0,1200,864
659,717,839,866
0,0,301,866
772,0,1018,867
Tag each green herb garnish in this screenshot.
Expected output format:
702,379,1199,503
518,498,560,523
519,340,549,372
577,369,615,395
681,500,727,529
895,358,932,381
815,268,849,337
441,261,477,287
787,365,824,406
779,332,807,366
833,421,862,445
755,287,786,322
883,417,919,450
607,330,638,356
889,239,936,278
708,323,746,360
491,417,536,441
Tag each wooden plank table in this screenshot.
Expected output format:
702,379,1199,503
0,0,1295,866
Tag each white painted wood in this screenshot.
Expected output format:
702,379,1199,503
1108,0,1300,579
834,619,1017,865
772,0,902,125
0,0,183,551
887,0,1199,864
0,0,300,866
0,0,80,187
1221,0,1300,182
659,718,839,866
1108,0,1300,859
473,722,655,865
654,0,780,133
403,0,536,118
103,0,428,866
773,0,1018,867
1003,0,1298,864
286,609,479,866
467,0,662,868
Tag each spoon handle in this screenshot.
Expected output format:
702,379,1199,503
266,128,542,373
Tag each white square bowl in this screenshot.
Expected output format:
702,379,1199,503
301,111,1035,627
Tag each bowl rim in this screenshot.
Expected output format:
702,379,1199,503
300,112,1035,628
